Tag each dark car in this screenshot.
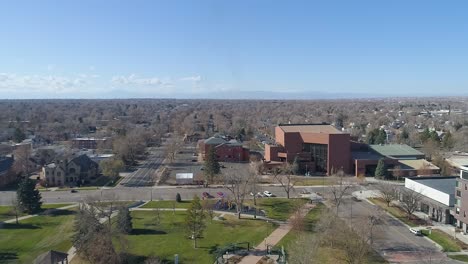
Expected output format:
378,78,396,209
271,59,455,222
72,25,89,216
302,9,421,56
202,192,212,198
70,189,78,193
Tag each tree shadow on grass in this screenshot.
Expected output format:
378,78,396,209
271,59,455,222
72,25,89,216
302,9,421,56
131,228,167,235
1,223,40,229
0,252,18,261
43,209,75,216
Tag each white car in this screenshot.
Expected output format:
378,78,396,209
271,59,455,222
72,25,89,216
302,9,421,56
263,191,273,197
409,228,422,236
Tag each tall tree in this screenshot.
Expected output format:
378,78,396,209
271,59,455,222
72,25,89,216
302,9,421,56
13,127,26,143
100,158,124,177
374,158,386,179
223,169,253,218
442,131,455,150
16,178,42,214
185,196,206,248
203,147,220,186
376,129,387,144
116,206,133,234
400,188,424,219
73,204,119,264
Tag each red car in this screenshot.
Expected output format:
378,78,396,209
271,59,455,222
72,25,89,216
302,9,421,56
202,192,211,198
217,192,225,198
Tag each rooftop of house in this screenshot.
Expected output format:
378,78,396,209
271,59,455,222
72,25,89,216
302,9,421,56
204,137,228,145
33,250,68,264
369,144,424,158
278,123,343,134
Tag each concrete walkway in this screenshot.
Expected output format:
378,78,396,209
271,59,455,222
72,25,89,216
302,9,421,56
0,203,78,225
238,203,316,264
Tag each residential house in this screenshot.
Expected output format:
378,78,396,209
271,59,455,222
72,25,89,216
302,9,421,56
41,154,98,187
198,136,249,162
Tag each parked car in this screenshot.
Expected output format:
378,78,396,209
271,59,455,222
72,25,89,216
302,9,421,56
70,189,78,193
257,192,265,197
409,228,422,236
202,192,211,198
263,191,273,197
217,192,225,198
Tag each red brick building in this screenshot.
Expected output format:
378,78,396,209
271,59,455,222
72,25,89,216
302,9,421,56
264,124,351,175
198,137,249,162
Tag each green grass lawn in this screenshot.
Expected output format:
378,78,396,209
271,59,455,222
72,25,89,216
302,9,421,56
0,209,76,263
0,203,73,222
368,198,426,227
245,198,308,221
449,254,468,262
124,210,274,263
140,200,193,209
421,229,462,252
294,178,332,186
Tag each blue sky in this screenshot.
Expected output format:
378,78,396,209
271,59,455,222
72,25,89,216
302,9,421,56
1,0,468,98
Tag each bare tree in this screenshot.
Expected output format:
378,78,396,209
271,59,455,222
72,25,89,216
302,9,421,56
9,198,21,225
400,187,424,219
274,163,297,199
222,169,253,219
328,169,353,214
392,165,404,181
288,233,320,264
376,182,398,207
164,137,183,163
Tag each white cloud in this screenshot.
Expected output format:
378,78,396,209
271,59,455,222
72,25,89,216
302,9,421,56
0,72,89,93
111,74,164,86
180,75,202,82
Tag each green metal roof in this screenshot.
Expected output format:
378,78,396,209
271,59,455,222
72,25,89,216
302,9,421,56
369,144,423,158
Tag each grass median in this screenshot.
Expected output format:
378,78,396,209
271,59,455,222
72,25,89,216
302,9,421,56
421,229,462,252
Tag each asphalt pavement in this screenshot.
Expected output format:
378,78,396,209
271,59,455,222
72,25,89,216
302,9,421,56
119,148,165,187
339,197,456,264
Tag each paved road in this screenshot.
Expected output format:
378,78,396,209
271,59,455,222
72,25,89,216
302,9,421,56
0,185,326,205
119,148,165,187
339,198,455,264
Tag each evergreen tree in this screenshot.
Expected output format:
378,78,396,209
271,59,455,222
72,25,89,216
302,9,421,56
366,129,378,144
375,158,387,179
429,130,440,142
420,128,431,143
442,131,455,150
375,129,387,144
203,147,220,185
16,178,42,214
116,206,133,234
185,196,206,248
13,128,26,143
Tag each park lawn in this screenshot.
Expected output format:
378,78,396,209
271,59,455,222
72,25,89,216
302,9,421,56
368,198,425,227
421,229,462,252
140,200,192,209
125,210,275,263
449,254,468,262
294,178,332,186
245,198,308,221
0,208,76,263
0,203,73,222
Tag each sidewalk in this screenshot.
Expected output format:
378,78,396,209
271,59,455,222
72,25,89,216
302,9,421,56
238,203,315,264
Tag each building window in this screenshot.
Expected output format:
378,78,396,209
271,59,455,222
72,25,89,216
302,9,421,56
302,143,328,172
457,190,462,197
456,181,460,187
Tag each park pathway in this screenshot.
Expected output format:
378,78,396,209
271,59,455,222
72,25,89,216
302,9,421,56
238,203,316,264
